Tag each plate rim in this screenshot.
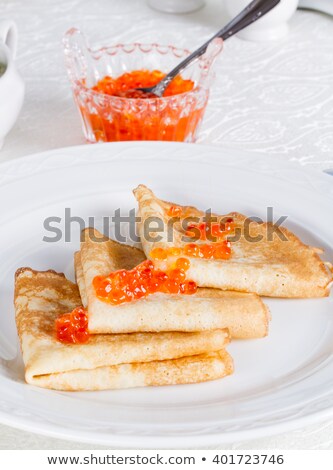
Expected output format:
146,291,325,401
0,403,333,448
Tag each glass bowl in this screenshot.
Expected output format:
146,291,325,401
63,29,223,143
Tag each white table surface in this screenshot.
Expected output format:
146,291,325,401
1,0,333,450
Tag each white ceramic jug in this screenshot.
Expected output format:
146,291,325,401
224,0,298,41
0,20,25,149
148,0,205,13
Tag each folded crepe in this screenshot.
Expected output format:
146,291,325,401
76,229,269,338
14,268,232,391
133,185,333,298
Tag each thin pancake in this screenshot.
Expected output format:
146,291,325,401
31,350,233,391
14,268,232,390
78,230,270,338
133,184,333,298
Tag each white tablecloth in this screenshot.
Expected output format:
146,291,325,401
1,0,333,449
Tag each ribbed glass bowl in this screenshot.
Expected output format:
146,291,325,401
63,29,222,143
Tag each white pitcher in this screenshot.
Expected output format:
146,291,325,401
0,20,25,149
224,0,298,41
147,0,205,13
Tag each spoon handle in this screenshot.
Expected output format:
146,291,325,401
154,0,280,96
218,0,281,40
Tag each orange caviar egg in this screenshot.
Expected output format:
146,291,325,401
169,268,186,282
169,247,182,257
93,259,197,306
56,307,89,344
224,218,235,232
184,280,198,294
185,219,234,241
211,223,225,239
213,241,232,260
185,223,201,240
183,240,231,260
184,243,200,257
179,280,198,295
163,279,181,294
150,247,168,260
167,205,183,217
198,244,214,258
175,257,190,271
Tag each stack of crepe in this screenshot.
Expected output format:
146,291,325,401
15,229,270,391
14,185,332,392
15,267,234,391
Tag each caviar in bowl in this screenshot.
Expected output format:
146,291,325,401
63,28,223,143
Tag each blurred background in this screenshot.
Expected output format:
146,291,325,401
1,0,332,170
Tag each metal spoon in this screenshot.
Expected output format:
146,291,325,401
130,0,281,98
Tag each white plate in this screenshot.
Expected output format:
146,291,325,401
1,141,333,448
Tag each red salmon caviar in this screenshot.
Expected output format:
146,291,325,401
198,244,214,259
184,243,200,257
150,240,232,263
184,280,198,294
175,257,190,271
169,268,186,282
150,247,168,260
56,307,89,344
115,89,158,99
82,70,204,143
184,241,231,260
185,223,198,237
186,220,235,241
179,280,197,295
93,259,196,306
213,241,232,260
211,224,226,238
92,70,194,99
163,279,181,294
167,205,183,217
169,247,182,257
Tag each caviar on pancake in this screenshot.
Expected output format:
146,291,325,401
92,259,197,306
